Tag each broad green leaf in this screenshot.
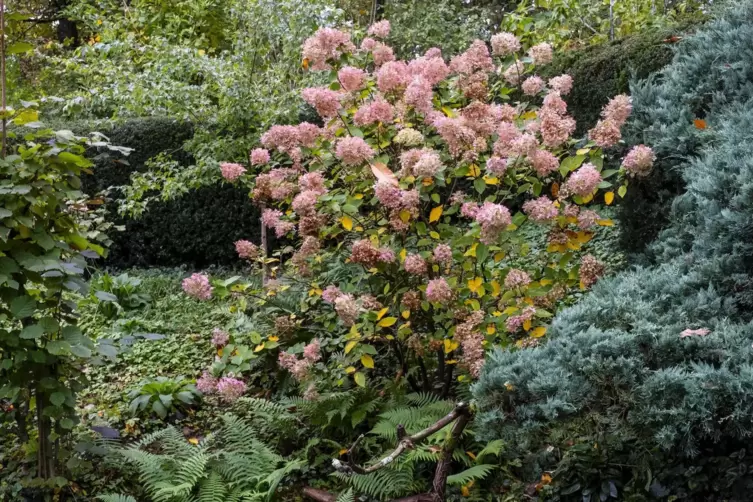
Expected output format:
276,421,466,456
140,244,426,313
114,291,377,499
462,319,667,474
353,372,366,387
10,296,36,319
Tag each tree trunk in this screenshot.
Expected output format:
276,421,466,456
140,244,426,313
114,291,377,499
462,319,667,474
36,392,56,479
430,411,471,501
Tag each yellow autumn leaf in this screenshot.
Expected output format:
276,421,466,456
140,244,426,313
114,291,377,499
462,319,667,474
597,219,614,226
503,306,519,315
486,325,496,335
521,110,537,120
254,343,265,352
339,448,349,456
345,340,358,354
353,193,364,199
605,191,615,205
466,451,477,461
377,307,389,320
464,243,478,257
188,438,199,445
494,252,505,262
483,176,499,185
429,206,443,223
467,276,483,294
422,178,433,187
490,280,501,297
531,326,547,338
401,310,410,319
576,147,591,155
445,359,458,364
345,366,356,374
461,486,470,497
377,317,398,327
523,319,532,331
581,193,594,204
399,248,407,261
467,164,480,177
361,354,375,368
340,215,353,231
399,209,411,223
268,336,279,342
444,339,460,354
540,278,553,286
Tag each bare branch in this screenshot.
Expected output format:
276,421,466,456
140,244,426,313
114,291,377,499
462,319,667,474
332,402,470,475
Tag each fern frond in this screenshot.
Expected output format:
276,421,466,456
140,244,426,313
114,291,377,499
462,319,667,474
446,464,496,486
198,471,226,502
475,439,504,463
97,495,138,502
335,488,355,502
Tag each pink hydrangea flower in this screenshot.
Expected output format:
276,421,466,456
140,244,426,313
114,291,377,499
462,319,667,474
408,55,450,86
404,254,428,275
564,163,603,196
589,119,622,148
361,37,377,51
220,162,246,182
530,150,560,177
486,157,507,176
303,339,321,363
529,43,553,65
502,60,526,85
505,269,532,289
338,66,367,92
510,133,539,157
404,76,434,114
299,172,328,195
378,247,396,263
523,197,559,222
602,94,632,126
433,244,452,266
335,294,359,325
322,285,342,304
235,239,258,260
250,148,270,166
261,125,300,153
377,60,409,92
354,99,394,126
297,122,323,147
292,190,319,216
412,149,443,178
461,202,480,218
368,20,391,38
302,87,342,119
372,42,395,66
335,137,375,166
522,76,545,96
577,209,600,229
426,277,452,304
622,145,655,177
548,74,573,95
491,32,520,56
449,40,494,75
475,202,512,244
374,181,404,209
505,306,536,332
540,107,576,147
302,28,355,70
182,273,212,300
217,377,247,402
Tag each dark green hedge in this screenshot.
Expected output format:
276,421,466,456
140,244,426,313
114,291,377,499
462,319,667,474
542,22,700,134
76,117,260,269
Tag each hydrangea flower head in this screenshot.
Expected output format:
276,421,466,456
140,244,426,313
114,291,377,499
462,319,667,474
491,32,521,56
220,162,246,182
183,273,212,300
250,148,270,166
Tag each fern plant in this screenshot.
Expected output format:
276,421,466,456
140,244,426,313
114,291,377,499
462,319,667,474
102,415,303,502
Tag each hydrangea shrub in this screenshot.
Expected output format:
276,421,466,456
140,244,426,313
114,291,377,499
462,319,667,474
183,21,652,400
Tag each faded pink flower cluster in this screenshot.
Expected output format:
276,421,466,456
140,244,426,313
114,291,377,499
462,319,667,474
262,208,296,238
211,328,230,348
454,311,485,378
506,306,536,332
426,277,452,304
622,145,656,177
250,148,270,166
336,137,375,166
235,239,259,260
302,27,355,70
278,339,322,381
404,254,428,275
217,377,247,402
474,202,512,244
182,273,212,300
523,197,558,222
579,254,605,288
563,163,603,197
504,269,531,289
589,94,633,148
220,162,246,182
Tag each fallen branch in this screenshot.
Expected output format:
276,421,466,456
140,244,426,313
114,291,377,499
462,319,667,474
332,402,470,476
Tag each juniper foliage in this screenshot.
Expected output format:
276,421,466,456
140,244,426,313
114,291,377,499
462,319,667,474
474,2,753,499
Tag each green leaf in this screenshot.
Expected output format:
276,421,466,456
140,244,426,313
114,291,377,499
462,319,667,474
559,154,586,176
50,392,66,407
7,42,33,55
353,372,366,387
447,464,496,485
0,208,11,219
10,296,36,319
60,418,76,430
20,324,44,339
46,341,71,355
152,400,168,419
474,177,486,194
618,184,628,198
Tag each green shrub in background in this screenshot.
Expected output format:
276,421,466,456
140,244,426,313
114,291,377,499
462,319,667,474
71,117,261,268
541,22,701,135
474,2,753,500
